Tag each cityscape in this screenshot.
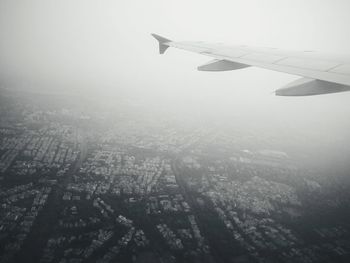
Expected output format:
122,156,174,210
1,88,350,263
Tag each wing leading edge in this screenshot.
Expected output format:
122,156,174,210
151,34,350,96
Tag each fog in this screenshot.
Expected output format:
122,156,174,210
1,0,350,171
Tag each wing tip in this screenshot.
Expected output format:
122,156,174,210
151,33,171,54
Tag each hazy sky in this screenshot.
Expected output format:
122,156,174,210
1,0,350,142
1,0,350,92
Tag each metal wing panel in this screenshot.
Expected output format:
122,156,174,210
241,53,284,63
276,57,339,71
330,64,350,74
166,40,350,86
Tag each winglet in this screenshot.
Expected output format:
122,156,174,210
151,33,171,54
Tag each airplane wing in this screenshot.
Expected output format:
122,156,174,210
151,34,350,96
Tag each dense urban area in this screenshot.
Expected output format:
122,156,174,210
1,88,350,263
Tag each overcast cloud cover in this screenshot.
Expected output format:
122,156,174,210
1,0,350,93
0,0,350,168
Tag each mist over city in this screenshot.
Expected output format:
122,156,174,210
1,1,350,263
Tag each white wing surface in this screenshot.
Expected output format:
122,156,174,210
152,34,350,96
